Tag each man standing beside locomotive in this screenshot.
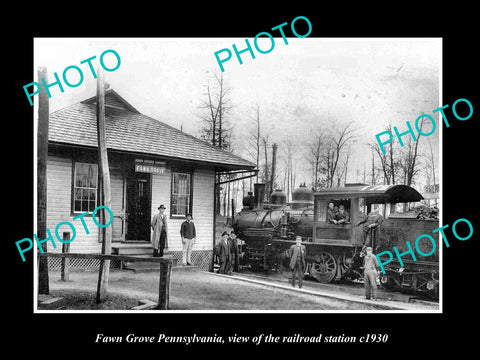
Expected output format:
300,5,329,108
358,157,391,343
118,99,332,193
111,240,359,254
355,204,383,253
229,230,240,273
218,231,232,275
180,213,196,266
151,204,168,257
363,246,380,300
288,235,307,288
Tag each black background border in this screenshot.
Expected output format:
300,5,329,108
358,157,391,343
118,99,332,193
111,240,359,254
6,5,478,354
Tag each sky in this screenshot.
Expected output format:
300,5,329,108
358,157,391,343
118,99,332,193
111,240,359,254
34,37,441,191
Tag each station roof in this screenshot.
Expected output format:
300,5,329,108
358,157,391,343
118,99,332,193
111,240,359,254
314,184,424,203
48,89,256,171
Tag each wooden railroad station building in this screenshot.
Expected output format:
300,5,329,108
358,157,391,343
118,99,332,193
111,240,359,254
45,89,255,270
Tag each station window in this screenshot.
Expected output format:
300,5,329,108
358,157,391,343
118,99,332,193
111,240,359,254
73,162,98,213
170,171,193,216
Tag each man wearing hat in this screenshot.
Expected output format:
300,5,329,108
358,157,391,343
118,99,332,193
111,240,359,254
180,213,196,266
229,230,240,272
218,231,232,275
356,204,383,253
363,246,380,300
151,205,168,257
288,235,306,288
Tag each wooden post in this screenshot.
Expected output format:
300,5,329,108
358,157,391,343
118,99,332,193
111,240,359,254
95,68,113,303
157,257,172,310
37,67,50,295
61,232,71,281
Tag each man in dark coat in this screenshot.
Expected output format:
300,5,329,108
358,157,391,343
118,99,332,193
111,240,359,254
335,204,350,225
218,231,232,275
229,230,240,272
327,202,338,224
288,236,307,288
151,204,168,257
356,204,383,252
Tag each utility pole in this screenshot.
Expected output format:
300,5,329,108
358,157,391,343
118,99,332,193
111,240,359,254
95,68,113,303
37,67,49,295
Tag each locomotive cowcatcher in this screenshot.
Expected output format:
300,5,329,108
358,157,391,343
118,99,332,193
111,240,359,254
233,183,439,298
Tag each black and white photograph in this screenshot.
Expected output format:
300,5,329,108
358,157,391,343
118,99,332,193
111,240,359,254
6,7,479,354
31,37,442,313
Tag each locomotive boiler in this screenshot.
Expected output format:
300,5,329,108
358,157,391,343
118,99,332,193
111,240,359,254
233,183,440,298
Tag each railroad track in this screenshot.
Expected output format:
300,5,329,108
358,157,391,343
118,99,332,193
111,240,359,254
230,268,439,308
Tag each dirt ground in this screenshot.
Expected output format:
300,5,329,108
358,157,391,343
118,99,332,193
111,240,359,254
45,268,398,311
47,288,139,310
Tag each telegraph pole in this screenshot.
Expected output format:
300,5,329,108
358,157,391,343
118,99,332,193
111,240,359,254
95,68,113,303
37,67,50,295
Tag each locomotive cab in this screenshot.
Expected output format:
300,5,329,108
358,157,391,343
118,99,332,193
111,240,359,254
313,184,425,247
312,184,439,297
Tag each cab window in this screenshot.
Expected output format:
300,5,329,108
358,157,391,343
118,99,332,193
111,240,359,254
325,198,351,225
315,199,327,222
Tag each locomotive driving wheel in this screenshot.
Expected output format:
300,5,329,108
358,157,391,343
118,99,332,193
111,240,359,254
309,252,337,283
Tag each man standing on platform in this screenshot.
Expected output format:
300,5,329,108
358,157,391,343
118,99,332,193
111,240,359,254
151,204,168,257
363,247,380,300
180,213,196,266
288,236,306,288
229,230,240,273
218,231,232,275
356,204,383,253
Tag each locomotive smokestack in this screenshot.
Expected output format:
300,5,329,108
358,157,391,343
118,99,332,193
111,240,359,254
254,183,266,210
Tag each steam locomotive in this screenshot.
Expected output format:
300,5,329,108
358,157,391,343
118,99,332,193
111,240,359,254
233,183,440,298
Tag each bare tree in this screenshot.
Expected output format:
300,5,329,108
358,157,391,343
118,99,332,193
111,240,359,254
307,122,356,189
323,121,357,188
262,135,270,198
389,125,397,185
197,72,232,150
371,118,431,188
425,138,438,207
427,138,437,186
370,141,390,184
197,71,233,214
282,140,299,201
271,143,278,194
398,116,429,187
336,149,351,187
370,148,376,185
245,102,261,186
307,133,325,190
369,122,400,185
